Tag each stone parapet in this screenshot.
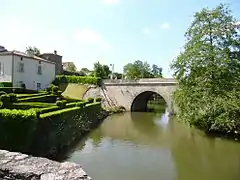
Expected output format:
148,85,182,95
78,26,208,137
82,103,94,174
0,150,91,180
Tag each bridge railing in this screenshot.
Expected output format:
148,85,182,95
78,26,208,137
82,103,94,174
102,78,177,84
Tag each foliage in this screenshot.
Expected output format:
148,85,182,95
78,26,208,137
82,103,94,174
87,97,94,103
93,62,111,79
11,102,54,110
0,82,12,87
56,100,67,109
0,91,6,96
25,46,41,56
63,62,77,72
95,97,102,102
123,60,163,79
52,86,59,95
75,102,85,108
9,93,17,103
18,94,57,103
53,75,101,85
0,109,37,152
171,4,240,135
0,94,10,107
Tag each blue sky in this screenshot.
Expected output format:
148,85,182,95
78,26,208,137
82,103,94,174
0,0,239,77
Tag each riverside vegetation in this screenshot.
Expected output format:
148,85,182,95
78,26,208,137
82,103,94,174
171,4,240,138
0,77,106,159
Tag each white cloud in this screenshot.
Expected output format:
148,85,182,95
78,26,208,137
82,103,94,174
103,0,120,5
142,27,152,34
160,22,170,30
75,28,111,50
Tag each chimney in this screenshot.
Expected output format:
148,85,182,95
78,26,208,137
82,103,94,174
54,50,57,55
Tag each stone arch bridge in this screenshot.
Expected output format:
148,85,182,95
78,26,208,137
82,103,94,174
83,78,177,114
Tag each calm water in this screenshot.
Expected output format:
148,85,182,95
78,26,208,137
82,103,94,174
66,110,240,180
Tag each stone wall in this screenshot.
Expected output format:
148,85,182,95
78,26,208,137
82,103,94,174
0,150,91,180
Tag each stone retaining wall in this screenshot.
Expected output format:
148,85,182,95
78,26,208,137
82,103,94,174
0,150,91,180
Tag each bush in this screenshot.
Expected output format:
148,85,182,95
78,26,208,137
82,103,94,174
9,93,17,103
53,75,101,86
95,97,102,102
38,106,60,114
87,97,94,103
52,86,59,95
0,101,3,108
21,83,26,89
63,96,83,103
56,100,67,109
0,82,12,87
75,102,85,108
0,91,6,96
18,95,57,103
0,94,10,105
0,109,37,152
66,102,77,108
46,84,54,94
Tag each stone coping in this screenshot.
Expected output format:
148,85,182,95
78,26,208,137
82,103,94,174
0,150,91,180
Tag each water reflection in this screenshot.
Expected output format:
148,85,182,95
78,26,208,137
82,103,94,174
66,110,240,180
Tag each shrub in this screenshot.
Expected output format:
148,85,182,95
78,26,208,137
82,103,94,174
0,91,6,96
95,97,102,102
46,84,54,94
0,82,12,87
0,101,3,108
18,95,57,103
87,97,94,103
56,100,67,108
0,109,37,152
9,93,17,103
52,86,59,95
75,102,85,108
66,102,77,108
39,106,60,114
63,96,83,103
21,83,26,89
0,94,10,105
53,75,101,86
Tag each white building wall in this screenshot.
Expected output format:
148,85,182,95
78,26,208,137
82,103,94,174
12,55,55,90
0,55,12,83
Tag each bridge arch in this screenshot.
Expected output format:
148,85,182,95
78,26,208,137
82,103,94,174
131,91,167,112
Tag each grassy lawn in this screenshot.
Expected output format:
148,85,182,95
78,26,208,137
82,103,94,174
59,83,89,99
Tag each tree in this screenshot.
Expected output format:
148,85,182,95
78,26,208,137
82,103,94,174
123,60,154,79
25,46,41,56
151,64,163,77
171,4,240,134
93,62,111,79
63,62,77,72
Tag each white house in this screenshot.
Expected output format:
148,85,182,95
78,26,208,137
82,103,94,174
0,50,55,90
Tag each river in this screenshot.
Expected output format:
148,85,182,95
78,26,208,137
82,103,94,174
65,109,240,180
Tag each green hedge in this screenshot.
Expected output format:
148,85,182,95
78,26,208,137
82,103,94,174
0,82,12,87
31,102,102,157
11,102,54,110
0,87,38,94
18,95,57,103
53,75,101,85
0,109,37,152
17,93,47,99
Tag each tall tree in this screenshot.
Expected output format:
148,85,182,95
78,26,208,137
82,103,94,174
93,62,111,79
123,60,154,79
151,64,163,77
63,62,77,72
171,4,240,134
25,46,41,56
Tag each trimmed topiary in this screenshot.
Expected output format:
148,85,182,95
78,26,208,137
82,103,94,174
95,97,102,102
87,97,94,103
75,102,85,108
0,91,6,96
9,93,17,103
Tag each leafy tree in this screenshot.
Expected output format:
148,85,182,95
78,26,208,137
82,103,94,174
25,46,41,56
64,62,77,72
151,64,163,77
93,62,111,79
171,4,240,134
123,60,154,79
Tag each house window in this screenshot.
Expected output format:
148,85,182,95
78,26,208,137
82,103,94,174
37,65,42,75
18,81,23,87
18,62,24,72
0,62,4,75
37,83,41,90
